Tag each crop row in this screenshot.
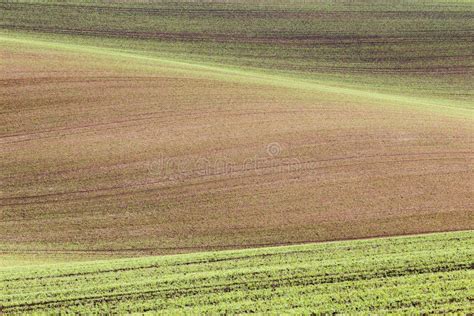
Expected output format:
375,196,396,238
1,231,472,313
2,0,472,102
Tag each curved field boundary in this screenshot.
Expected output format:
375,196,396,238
1,33,472,116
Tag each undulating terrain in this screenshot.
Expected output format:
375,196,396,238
2,232,473,313
0,0,473,313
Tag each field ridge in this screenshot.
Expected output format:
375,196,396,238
2,33,472,115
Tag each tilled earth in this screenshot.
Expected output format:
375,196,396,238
1,42,472,256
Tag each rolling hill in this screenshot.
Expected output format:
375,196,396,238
0,1,473,313
1,31,472,257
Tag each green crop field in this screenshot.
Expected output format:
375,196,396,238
1,0,473,313
2,0,473,105
2,231,473,314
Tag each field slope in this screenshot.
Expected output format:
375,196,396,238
1,231,473,314
1,0,473,258
1,1,473,313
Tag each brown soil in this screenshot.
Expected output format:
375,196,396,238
1,44,473,256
